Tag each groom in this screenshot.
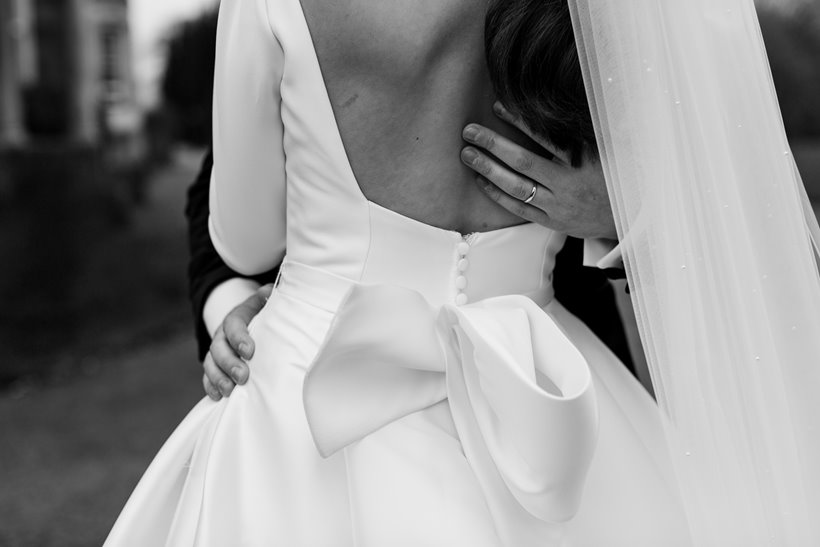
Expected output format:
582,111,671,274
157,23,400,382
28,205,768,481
186,0,631,400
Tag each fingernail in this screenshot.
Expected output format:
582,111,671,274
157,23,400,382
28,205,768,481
238,342,252,359
463,125,479,141
493,101,507,116
461,148,478,164
231,367,246,384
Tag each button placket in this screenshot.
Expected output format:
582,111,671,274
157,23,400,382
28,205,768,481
455,237,472,305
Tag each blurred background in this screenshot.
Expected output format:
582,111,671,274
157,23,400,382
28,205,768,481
0,0,818,545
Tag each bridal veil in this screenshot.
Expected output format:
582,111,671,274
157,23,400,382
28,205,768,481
569,0,820,544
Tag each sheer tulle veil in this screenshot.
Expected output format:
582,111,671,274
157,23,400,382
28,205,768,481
568,0,820,544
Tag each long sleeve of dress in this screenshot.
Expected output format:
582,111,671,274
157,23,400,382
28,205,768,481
187,150,280,361
209,0,287,276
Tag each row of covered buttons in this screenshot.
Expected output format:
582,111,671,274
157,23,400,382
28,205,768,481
455,240,471,306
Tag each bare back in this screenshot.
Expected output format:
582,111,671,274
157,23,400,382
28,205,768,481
301,0,525,234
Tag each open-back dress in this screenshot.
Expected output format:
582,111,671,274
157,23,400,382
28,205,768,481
105,0,690,544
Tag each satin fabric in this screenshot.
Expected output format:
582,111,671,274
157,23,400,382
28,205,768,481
303,283,599,543
106,262,690,546
105,0,690,544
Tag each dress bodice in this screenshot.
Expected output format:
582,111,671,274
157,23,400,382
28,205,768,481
354,203,563,307
208,0,566,309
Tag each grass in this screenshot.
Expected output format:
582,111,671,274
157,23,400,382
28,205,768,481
0,147,206,546
0,335,203,547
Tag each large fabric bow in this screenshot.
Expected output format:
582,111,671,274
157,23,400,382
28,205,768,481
303,285,599,543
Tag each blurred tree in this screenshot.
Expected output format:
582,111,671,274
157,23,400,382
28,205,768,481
160,8,219,146
759,4,820,140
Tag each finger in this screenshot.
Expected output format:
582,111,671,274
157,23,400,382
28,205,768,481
461,146,554,205
228,290,267,329
492,102,571,166
258,283,275,300
209,328,242,393
203,373,222,401
462,124,555,182
223,312,255,361
461,146,527,191
473,175,554,229
224,285,271,360
203,353,233,398
210,329,248,388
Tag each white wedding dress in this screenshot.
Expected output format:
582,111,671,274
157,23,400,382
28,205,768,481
105,0,690,545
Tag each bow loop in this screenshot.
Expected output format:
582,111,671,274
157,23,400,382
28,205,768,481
303,284,599,533
444,298,599,525
303,285,447,458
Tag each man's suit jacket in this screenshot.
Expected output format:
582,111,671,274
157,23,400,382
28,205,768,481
186,151,635,374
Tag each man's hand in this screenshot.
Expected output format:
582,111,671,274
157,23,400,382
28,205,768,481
202,284,274,400
460,101,617,240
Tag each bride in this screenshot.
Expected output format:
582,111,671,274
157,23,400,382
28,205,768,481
106,0,820,545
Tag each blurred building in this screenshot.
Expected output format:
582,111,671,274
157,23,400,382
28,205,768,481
0,0,139,148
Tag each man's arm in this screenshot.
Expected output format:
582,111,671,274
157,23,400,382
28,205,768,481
186,150,276,360
185,150,280,358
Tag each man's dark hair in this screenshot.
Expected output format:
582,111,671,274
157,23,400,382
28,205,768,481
485,0,597,166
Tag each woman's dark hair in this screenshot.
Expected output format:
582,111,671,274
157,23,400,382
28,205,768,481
485,0,596,166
